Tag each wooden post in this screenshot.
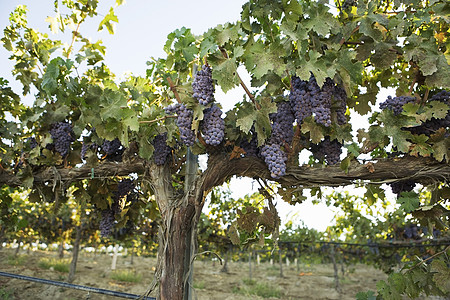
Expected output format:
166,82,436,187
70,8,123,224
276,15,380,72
330,245,341,293
248,250,252,280
68,224,82,283
278,249,284,278
257,253,260,265
111,244,119,270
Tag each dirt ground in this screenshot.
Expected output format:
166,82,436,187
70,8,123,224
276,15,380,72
0,248,442,299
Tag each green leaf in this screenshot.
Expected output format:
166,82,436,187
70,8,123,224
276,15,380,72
98,7,118,34
397,191,420,212
212,57,240,93
431,260,450,293
432,138,450,162
214,23,239,46
301,118,324,143
236,102,257,134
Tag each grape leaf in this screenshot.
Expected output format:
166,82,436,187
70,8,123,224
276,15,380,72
431,260,450,293
301,118,324,143
212,57,240,93
397,191,420,213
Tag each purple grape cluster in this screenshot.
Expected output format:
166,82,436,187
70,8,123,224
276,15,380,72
390,180,415,196
115,178,135,203
200,105,225,146
379,95,416,115
192,65,215,106
342,0,357,10
102,138,122,155
28,137,37,149
269,101,295,145
290,76,313,123
49,122,75,157
153,133,171,165
99,209,115,237
240,127,259,157
311,137,342,165
313,77,332,127
260,143,287,178
165,103,196,146
334,85,348,125
289,76,348,127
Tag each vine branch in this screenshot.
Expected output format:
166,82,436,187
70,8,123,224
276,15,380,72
166,77,182,103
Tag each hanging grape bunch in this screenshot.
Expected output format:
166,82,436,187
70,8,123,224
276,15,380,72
390,180,416,197
165,103,196,146
260,143,287,179
269,101,295,145
200,105,225,146
311,137,342,165
290,76,312,123
240,127,259,157
192,64,215,106
290,76,347,127
49,121,75,157
379,95,416,115
99,179,136,237
153,133,171,165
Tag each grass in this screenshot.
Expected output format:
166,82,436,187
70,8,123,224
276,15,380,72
7,254,28,266
110,270,142,283
232,278,281,298
193,281,206,289
38,258,70,273
0,287,13,300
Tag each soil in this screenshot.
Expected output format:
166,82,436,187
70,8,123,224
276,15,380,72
0,248,442,299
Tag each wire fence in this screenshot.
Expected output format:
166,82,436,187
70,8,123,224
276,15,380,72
0,271,155,300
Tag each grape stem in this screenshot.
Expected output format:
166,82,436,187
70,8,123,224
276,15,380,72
166,77,182,103
219,47,261,110
410,245,450,270
339,25,360,46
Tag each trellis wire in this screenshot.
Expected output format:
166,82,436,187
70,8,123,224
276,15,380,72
0,271,155,300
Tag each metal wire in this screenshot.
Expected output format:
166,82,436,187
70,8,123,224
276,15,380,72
0,271,155,300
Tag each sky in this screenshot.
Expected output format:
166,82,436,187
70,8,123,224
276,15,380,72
0,0,380,232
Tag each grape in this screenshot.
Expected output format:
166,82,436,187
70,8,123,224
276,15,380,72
192,65,215,106
102,138,122,155
333,85,348,125
290,76,347,127
201,105,225,146
379,95,416,115
241,126,259,157
153,133,171,165
260,143,287,178
28,137,37,149
99,209,115,237
165,103,196,146
311,76,332,127
311,137,342,165
290,76,312,123
270,101,295,145
49,121,75,157
390,180,415,196
342,0,357,10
